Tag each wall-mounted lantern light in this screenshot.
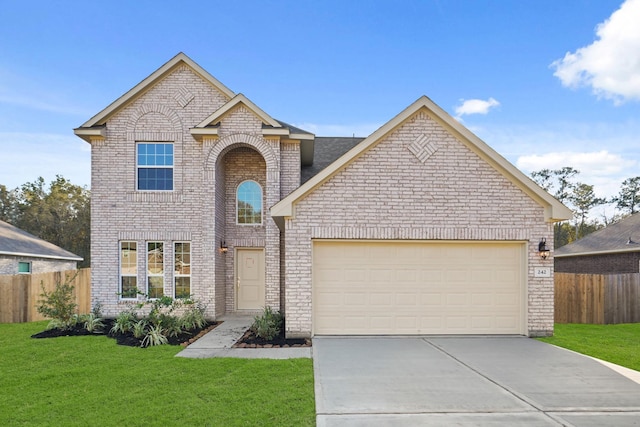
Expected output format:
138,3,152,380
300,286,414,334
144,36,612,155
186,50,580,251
219,241,228,254
538,238,550,260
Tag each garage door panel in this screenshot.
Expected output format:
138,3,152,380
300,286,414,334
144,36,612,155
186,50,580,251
396,293,418,306
370,293,393,306
471,293,493,306
316,291,342,306
397,269,417,282
496,293,518,305
345,269,367,282
420,293,443,306
344,292,367,305
317,268,343,282
313,241,525,335
446,293,469,306
445,269,470,282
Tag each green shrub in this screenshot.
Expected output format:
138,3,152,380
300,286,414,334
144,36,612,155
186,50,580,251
132,320,148,339
83,313,105,333
111,310,137,335
46,317,79,331
141,325,168,347
251,307,283,341
180,304,207,330
110,295,208,346
36,275,78,330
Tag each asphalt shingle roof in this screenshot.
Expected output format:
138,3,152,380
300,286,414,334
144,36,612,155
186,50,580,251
0,220,83,261
301,136,366,183
555,212,640,256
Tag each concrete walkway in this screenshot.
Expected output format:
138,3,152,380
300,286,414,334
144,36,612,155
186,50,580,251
313,336,640,426
176,315,311,359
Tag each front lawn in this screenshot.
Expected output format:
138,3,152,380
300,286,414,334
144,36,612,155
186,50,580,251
0,321,315,426
538,323,640,372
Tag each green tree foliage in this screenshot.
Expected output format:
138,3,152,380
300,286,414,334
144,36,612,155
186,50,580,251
530,167,606,247
0,184,18,223
531,166,579,204
2,176,90,267
612,176,640,215
569,183,606,240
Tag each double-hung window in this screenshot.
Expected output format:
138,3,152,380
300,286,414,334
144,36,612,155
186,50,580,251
147,242,164,298
120,242,138,299
174,242,191,298
137,143,173,191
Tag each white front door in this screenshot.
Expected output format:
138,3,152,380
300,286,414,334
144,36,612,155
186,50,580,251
236,249,265,310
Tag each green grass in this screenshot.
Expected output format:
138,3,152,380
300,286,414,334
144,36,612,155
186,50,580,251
538,323,640,372
0,322,315,426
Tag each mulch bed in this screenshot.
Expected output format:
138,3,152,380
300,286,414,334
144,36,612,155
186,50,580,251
31,319,221,348
233,329,311,349
31,320,311,349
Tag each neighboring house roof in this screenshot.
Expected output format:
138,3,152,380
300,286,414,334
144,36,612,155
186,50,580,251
271,96,573,227
555,213,640,257
301,137,365,183
0,220,83,261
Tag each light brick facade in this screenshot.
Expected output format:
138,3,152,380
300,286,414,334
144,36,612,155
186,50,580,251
79,54,567,337
281,109,556,338
87,62,289,319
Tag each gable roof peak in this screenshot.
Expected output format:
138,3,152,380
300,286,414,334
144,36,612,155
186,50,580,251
194,93,281,129
75,52,235,132
271,95,573,226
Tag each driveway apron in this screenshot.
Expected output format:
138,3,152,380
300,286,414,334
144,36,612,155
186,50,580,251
313,336,640,426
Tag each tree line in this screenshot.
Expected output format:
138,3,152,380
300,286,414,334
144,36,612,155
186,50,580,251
0,176,90,268
531,167,640,247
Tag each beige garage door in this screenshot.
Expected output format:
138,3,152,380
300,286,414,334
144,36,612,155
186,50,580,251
313,241,525,335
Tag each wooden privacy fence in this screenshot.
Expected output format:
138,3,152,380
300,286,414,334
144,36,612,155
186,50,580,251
0,268,91,323
555,272,640,324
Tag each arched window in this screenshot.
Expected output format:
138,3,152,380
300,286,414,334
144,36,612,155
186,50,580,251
237,180,263,224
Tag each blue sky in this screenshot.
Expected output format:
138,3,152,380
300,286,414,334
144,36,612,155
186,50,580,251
1,0,638,218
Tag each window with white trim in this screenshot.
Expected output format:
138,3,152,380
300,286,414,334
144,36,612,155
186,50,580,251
147,242,164,298
137,143,173,191
174,242,191,298
120,241,138,299
236,180,262,224
18,261,31,274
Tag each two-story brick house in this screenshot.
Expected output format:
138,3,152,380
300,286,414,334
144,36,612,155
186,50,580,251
75,53,571,338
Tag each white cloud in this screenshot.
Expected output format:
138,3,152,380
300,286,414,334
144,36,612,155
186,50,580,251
454,98,500,119
292,122,382,137
551,0,640,104
516,150,636,198
0,132,90,189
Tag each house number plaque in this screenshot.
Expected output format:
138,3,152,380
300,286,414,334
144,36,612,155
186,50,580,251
534,267,551,278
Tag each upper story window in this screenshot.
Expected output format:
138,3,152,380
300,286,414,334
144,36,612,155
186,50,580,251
237,180,262,225
137,143,173,191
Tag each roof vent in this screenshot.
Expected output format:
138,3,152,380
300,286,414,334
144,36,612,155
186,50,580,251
627,236,636,245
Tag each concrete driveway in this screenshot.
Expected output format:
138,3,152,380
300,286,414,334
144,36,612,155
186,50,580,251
313,337,640,426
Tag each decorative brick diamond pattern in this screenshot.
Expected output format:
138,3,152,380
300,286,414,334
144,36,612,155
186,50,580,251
407,133,438,163
174,87,195,108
